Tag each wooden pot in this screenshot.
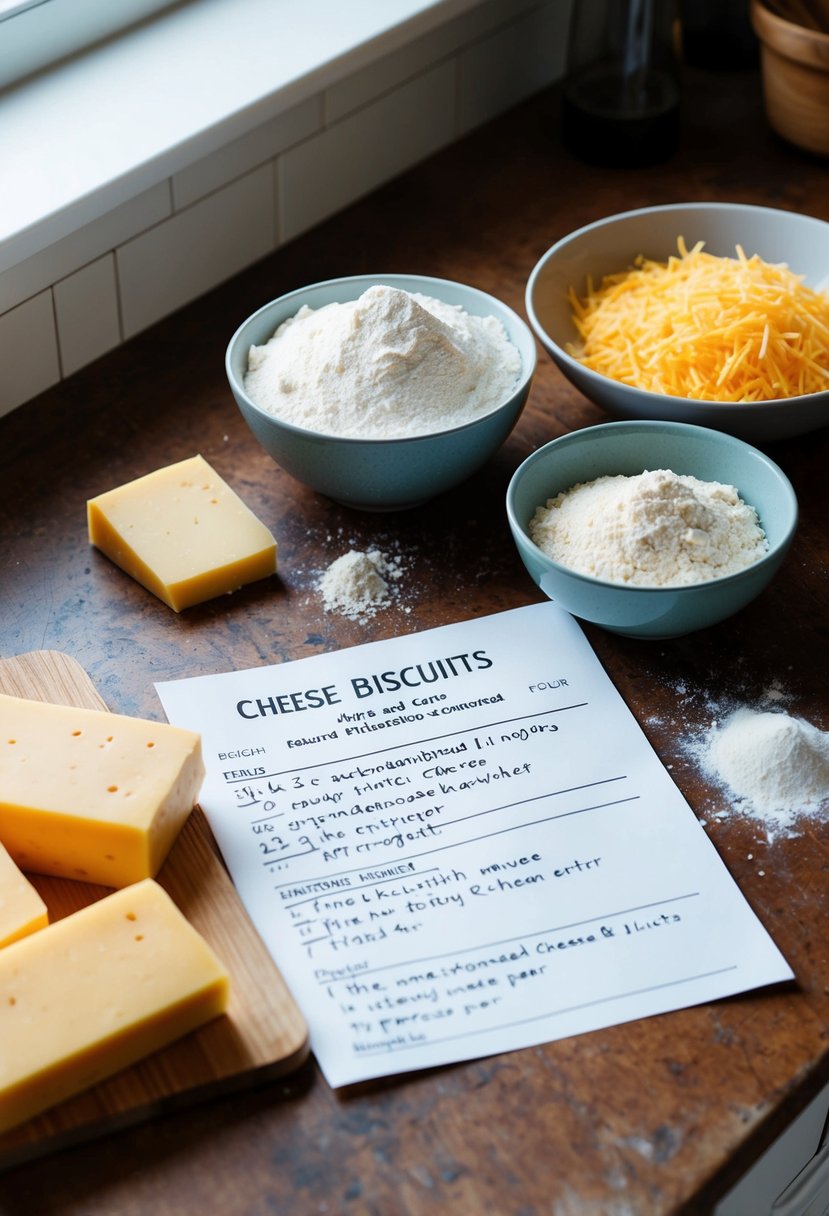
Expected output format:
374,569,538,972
750,0,829,155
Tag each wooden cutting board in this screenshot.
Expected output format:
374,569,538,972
0,650,310,1170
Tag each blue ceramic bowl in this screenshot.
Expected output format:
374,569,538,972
506,420,798,639
526,202,829,442
226,274,536,511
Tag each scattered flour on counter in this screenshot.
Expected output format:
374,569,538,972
243,284,521,439
761,678,790,703
697,708,829,837
529,468,768,586
319,548,405,620
641,665,826,841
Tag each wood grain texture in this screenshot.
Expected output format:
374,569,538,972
0,651,309,1169
752,0,829,154
0,64,828,1216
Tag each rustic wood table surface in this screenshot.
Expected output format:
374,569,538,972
1,64,828,1216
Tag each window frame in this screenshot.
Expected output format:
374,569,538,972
0,0,181,92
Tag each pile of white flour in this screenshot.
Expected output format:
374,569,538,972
244,284,521,439
319,549,403,620
698,707,829,838
529,468,767,586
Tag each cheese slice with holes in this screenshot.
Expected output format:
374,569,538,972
87,454,277,611
0,841,47,949
0,878,229,1133
0,694,204,887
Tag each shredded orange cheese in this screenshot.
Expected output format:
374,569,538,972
567,239,829,402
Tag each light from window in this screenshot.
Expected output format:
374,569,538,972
0,0,183,92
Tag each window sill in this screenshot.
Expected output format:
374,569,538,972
0,0,569,414
0,0,487,273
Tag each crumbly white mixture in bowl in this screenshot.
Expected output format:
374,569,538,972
226,274,536,510
529,468,768,588
505,419,798,638
243,284,521,440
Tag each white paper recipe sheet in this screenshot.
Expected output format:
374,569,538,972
156,603,793,1087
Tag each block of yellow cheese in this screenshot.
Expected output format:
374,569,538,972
0,878,230,1133
0,841,48,949
0,694,205,887
87,454,277,611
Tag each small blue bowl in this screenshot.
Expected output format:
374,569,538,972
226,274,536,511
506,420,798,639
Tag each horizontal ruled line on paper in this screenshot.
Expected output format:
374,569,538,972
317,892,701,983
158,603,794,1090
278,793,639,898
349,965,738,1058
273,774,631,892
223,703,589,784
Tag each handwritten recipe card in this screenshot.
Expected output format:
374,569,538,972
157,603,792,1087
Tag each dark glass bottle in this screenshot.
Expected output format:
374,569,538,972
561,0,681,168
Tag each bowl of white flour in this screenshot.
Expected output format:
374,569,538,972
506,420,798,638
226,275,536,510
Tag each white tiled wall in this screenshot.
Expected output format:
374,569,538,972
53,255,121,378
0,0,569,418
117,164,277,339
279,60,458,244
0,292,61,407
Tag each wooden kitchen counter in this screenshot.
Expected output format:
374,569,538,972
1,64,828,1216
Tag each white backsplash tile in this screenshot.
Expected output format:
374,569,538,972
0,183,172,316
117,164,276,339
0,291,60,417
54,254,121,378
172,97,322,211
326,21,454,124
280,60,456,244
448,0,551,41
1,1,569,414
324,0,548,124
459,1,568,133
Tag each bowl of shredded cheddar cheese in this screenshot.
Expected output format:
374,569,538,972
526,203,829,441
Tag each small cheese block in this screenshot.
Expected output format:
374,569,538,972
0,878,230,1133
87,454,277,611
0,694,205,887
0,841,47,949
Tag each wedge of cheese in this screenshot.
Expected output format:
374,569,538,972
87,454,277,611
0,694,204,887
0,841,47,949
0,878,230,1133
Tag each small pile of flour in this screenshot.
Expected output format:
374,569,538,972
244,284,521,439
319,549,402,620
700,708,829,836
529,468,767,586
